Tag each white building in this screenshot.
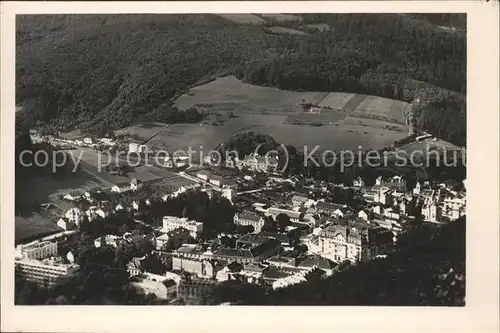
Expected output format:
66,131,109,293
162,216,203,239
64,207,84,226
15,241,80,285
129,143,147,153
56,218,77,231
233,213,265,232
16,241,58,260
94,235,120,248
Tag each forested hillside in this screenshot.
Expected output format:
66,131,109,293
16,14,466,145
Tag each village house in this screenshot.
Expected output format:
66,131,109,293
233,213,265,232
111,182,132,194
266,207,302,223
64,207,84,226
129,142,147,153
315,201,351,218
127,256,146,277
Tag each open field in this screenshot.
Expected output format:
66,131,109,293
114,122,169,141
305,23,332,32
350,95,408,124
147,114,287,152
16,214,63,244
343,116,407,132
317,92,357,110
260,14,303,22
266,27,307,35
284,112,347,125
217,14,265,24
239,124,406,152
174,76,328,112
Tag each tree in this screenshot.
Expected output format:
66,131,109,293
276,213,291,232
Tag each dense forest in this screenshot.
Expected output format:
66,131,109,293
208,216,466,306
16,14,465,145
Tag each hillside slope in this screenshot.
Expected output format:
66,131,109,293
16,14,466,145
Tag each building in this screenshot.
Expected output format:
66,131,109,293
441,194,466,221
196,170,211,181
156,228,192,250
233,213,265,232
178,278,218,301
212,235,281,265
111,182,132,193
129,142,147,153
130,274,178,300
291,195,309,207
266,207,301,223
314,201,351,217
16,241,58,260
162,216,203,239
64,207,84,226
215,261,244,282
127,256,146,277
14,241,80,285
318,224,393,263
172,257,218,279
421,201,440,223
94,235,120,248
56,217,77,231
236,153,279,174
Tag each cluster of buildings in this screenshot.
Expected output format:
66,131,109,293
15,240,80,286
17,131,467,304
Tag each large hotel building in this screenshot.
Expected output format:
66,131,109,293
15,240,80,285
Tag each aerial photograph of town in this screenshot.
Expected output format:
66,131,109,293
14,13,467,306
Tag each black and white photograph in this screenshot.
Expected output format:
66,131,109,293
1,1,499,332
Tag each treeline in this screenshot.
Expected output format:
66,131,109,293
208,216,466,306
17,14,465,146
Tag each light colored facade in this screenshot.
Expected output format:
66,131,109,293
162,216,203,239
129,143,147,153
233,213,265,232
16,241,58,260
441,196,466,220
64,207,84,226
15,257,80,285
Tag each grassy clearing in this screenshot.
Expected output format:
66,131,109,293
16,214,63,244
217,14,266,24
266,27,307,35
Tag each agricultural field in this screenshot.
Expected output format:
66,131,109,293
260,14,303,22
350,95,408,124
174,76,328,112
304,23,332,32
318,92,357,110
217,14,266,24
114,122,169,141
343,116,407,133
147,114,287,152
239,124,406,152
284,112,347,125
266,27,307,35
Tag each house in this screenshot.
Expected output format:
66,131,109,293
215,261,244,282
63,192,82,202
162,216,203,239
213,237,281,265
130,178,143,191
85,206,109,221
56,217,77,231
132,199,150,211
83,137,94,145
129,142,147,153
129,274,178,300
115,203,125,212
111,182,132,193
99,138,116,146
127,256,146,277
196,170,211,181
421,201,440,223
233,213,265,232
266,207,302,223
291,195,309,207
315,201,349,216
156,228,192,251
64,208,84,226
272,271,308,290
94,235,120,248
239,263,270,283
358,210,369,221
